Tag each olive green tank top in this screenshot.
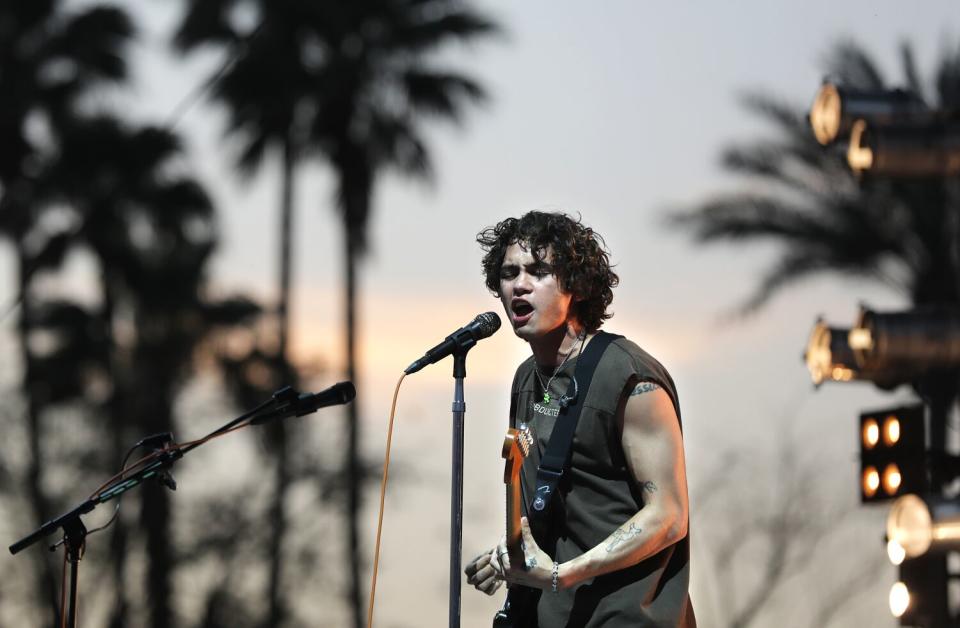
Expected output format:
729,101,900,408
510,335,695,628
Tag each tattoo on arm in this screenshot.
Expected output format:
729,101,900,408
630,381,660,396
640,481,657,494
605,523,643,553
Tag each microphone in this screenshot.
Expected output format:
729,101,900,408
250,381,356,424
405,312,501,374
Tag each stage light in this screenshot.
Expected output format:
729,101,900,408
882,464,902,495
859,405,925,504
803,319,899,387
851,307,960,381
883,415,901,447
889,581,910,618
862,418,879,449
809,81,928,146
847,118,960,177
886,553,949,625
887,538,906,566
863,466,880,498
887,494,960,559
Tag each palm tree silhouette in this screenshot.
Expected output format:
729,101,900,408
173,2,499,625
38,115,202,628
0,3,132,625
38,114,263,628
672,40,960,314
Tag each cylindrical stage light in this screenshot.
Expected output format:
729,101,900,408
809,81,928,146
850,307,960,379
847,119,960,177
887,494,960,559
803,319,900,387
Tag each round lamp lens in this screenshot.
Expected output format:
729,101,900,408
887,539,906,565
862,419,879,449
882,464,902,495
889,582,910,618
863,467,880,498
883,416,901,446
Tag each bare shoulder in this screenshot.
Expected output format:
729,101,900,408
622,380,679,435
620,379,688,514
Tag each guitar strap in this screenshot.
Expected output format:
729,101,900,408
529,331,621,516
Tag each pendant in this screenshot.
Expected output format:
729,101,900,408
543,392,551,403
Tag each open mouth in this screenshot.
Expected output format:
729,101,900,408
511,300,533,324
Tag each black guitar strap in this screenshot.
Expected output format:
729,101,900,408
530,331,621,515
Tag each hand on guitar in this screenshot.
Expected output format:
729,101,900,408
491,517,556,591
464,540,506,596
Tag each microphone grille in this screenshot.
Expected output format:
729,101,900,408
336,381,357,403
474,312,502,338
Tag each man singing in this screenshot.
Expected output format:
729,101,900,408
464,211,695,627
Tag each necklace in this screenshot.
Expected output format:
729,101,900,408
534,331,586,404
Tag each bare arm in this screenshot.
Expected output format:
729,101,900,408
497,381,690,591
560,381,689,587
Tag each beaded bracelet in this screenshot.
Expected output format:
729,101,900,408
551,561,560,592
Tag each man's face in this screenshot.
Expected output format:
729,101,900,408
498,242,575,342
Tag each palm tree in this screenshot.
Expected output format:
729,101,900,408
39,114,264,628
172,2,499,625
671,40,960,314
173,5,320,625
0,3,132,625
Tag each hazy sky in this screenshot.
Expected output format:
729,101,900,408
6,1,960,626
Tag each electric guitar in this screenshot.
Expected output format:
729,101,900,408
493,425,539,628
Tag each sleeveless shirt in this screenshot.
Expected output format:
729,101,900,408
509,335,695,628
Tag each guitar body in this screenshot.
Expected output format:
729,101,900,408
493,426,539,628
493,585,539,628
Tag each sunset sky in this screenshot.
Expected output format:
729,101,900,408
5,0,960,625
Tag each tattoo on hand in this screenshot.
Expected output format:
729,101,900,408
641,481,657,494
605,523,643,553
630,382,660,396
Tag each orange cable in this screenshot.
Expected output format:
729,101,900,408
366,372,407,628
88,423,250,500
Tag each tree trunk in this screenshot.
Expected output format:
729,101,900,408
17,248,60,628
345,216,363,628
142,480,173,628
137,346,175,628
277,125,295,359
264,135,297,628
103,276,129,628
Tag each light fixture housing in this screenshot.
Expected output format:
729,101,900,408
803,318,900,388
851,307,960,381
847,119,960,177
887,494,960,559
809,81,928,146
859,404,926,503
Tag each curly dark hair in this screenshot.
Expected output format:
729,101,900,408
477,211,619,331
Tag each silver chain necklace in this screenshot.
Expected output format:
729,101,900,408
534,331,586,405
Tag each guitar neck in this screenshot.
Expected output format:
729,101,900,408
505,467,523,553
501,426,532,558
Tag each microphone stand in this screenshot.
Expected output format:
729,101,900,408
8,385,331,628
449,349,469,628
